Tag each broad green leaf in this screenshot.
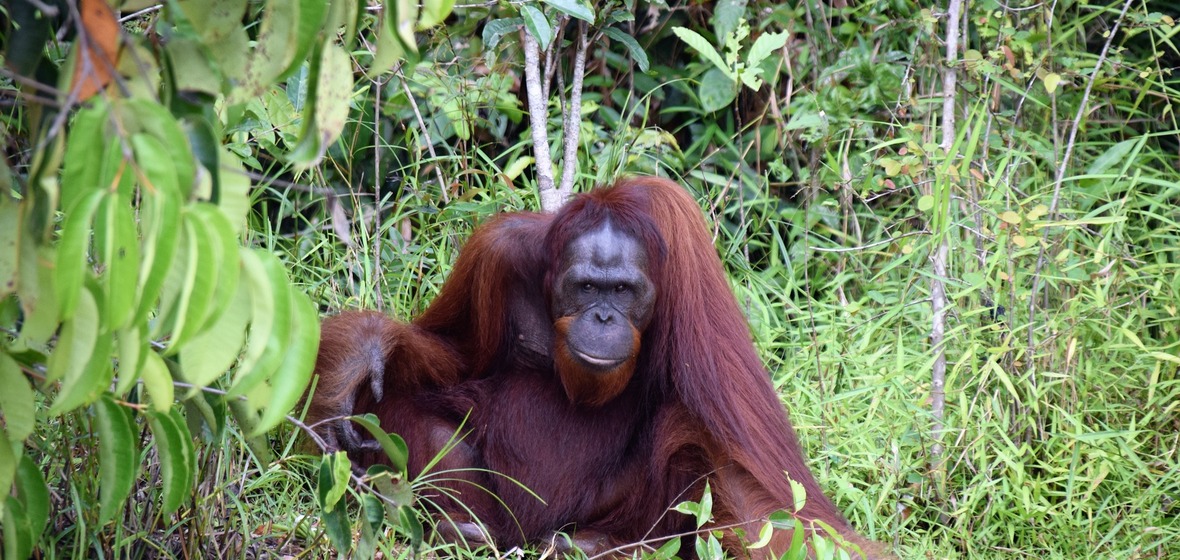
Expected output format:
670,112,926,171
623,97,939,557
12,454,48,549
521,6,554,51
238,0,301,100
789,478,807,513
698,66,736,113
746,30,788,69
188,204,241,334
146,407,195,514
418,0,455,29
55,189,104,318
120,99,197,200
229,250,290,398
317,451,351,513
96,192,140,331
371,6,407,75
168,210,219,348
348,413,409,473
15,241,60,348
1086,138,1138,176
114,327,146,396
140,351,175,413
313,43,355,159
0,427,13,520
323,0,358,48
388,0,419,58
180,266,250,391
60,103,108,215
216,149,251,236
482,18,523,52
0,352,35,441
94,395,137,525
672,27,728,76
542,0,594,23
712,0,746,43
166,38,222,96
46,283,100,385
285,0,330,81
131,143,182,327
1042,72,1061,94
0,196,18,299
287,41,325,167
252,290,320,435
357,493,385,559
603,27,649,73
918,194,935,212
49,307,114,415
153,218,199,348
321,496,352,552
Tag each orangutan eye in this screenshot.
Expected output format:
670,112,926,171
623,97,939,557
615,284,628,293
582,283,595,293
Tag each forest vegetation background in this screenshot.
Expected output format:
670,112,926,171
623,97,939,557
0,0,1177,558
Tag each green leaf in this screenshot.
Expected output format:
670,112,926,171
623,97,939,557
12,454,49,549
60,103,109,216
746,30,788,69
121,99,197,200
45,283,100,388
317,451,352,513
252,290,320,435
146,407,195,514
603,27,649,73
140,350,175,414
917,195,935,212
418,0,455,29
114,327,146,396
0,352,35,442
521,5,554,51
229,250,290,398
1042,72,1061,95
55,189,104,319
357,493,385,559
672,27,729,76
482,18,523,52
153,218,200,349
388,0,420,58
179,264,250,391
313,42,355,160
348,413,409,473
96,192,140,331
699,66,737,113
712,0,746,43
237,0,301,100
371,6,407,75
321,497,352,552
49,316,114,415
131,142,182,327
1086,138,1138,176
216,149,251,236
189,204,241,333
285,0,330,80
94,395,138,525
542,0,594,23
0,195,20,300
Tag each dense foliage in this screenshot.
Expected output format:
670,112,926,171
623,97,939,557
1,0,1177,558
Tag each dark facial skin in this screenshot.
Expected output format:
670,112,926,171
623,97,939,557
551,223,656,371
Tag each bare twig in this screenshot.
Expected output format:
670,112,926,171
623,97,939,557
522,30,560,210
930,0,963,466
1027,0,1134,358
395,64,450,204
557,22,589,196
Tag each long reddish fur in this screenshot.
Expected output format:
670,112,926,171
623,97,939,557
307,177,890,558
